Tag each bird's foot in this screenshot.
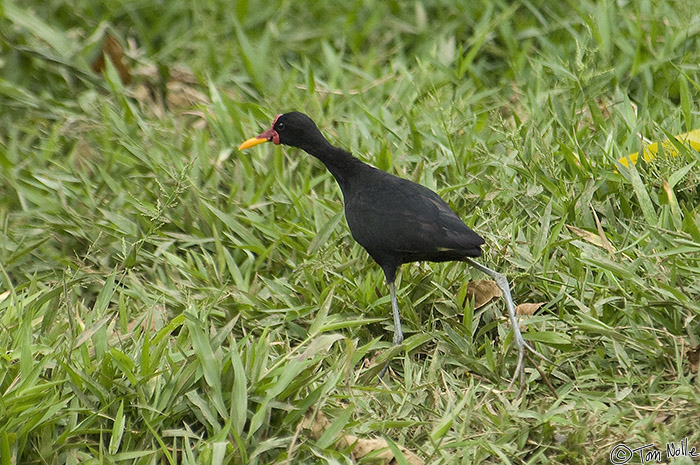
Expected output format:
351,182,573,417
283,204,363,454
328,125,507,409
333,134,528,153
508,336,556,398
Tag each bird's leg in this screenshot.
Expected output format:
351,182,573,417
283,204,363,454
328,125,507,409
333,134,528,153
465,259,551,395
378,279,403,379
389,280,404,345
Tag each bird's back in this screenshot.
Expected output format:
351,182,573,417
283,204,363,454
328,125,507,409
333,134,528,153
341,165,484,271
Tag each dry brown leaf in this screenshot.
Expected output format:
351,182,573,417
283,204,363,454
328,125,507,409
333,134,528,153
131,83,166,119
514,302,544,331
687,345,700,374
516,302,545,316
589,204,616,254
303,411,423,464
302,410,329,438
566,224,615,252
465,279,502,309
131,64,209,118
91,33,132,85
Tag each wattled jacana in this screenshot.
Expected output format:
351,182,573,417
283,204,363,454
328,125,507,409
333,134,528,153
239,112,546,389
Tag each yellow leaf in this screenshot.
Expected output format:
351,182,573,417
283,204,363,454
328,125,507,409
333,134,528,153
619,129,700,167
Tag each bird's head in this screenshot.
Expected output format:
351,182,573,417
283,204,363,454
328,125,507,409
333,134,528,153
238,112,323,151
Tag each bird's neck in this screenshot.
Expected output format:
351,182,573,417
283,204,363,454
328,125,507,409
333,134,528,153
301,139,367,189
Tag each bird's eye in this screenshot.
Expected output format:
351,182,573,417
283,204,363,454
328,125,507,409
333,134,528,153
277,122,285,131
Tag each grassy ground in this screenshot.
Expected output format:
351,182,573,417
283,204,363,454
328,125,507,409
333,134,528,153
2,0,700,463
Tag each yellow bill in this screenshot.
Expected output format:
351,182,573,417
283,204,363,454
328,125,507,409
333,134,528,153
238,137,270,151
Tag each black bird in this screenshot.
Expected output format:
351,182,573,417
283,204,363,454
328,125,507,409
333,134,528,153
239,112,545,388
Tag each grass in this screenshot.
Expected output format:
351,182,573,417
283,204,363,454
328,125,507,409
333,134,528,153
1,0,700,463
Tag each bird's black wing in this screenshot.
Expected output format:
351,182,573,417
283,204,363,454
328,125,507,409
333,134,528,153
344,170,484,266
